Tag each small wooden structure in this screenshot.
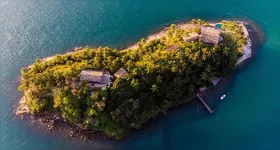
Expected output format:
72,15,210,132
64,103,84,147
199,86,208,92
200,26,223,45
114,67,128,78
166,44,180,52
196,93,214,114
183,32,200,42
80,70,111,88
210,77,220,86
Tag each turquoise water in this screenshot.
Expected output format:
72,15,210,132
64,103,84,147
1,1,280,150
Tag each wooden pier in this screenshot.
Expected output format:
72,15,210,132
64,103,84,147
196,93,214,114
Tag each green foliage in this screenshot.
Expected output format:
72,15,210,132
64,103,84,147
191,19,207,25
19,20,246,139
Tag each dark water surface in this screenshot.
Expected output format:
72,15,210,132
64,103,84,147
1,1,280,150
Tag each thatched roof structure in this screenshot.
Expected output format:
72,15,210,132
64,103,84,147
210,77,220,86
114,67,128,78
200,26,223,45
183,32,201,42
166,44,180,52
80,70,111,85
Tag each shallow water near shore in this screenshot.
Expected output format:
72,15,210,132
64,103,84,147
1,1,280,150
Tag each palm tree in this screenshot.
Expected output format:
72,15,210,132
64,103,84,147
150,84,158,93
201,72,209,81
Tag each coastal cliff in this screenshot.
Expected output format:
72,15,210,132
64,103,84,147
16,19,251,140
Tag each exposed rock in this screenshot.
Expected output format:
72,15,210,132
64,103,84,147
69,130,74,137
54,116,60,121
19,97,26,104
48,124,54,130
16,97,30,115
74,47,83,51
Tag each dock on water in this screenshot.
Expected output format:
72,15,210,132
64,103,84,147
196,93,214,114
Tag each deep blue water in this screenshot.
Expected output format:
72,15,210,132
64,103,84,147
1,1,280,150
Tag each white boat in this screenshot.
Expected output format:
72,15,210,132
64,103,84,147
220,94,226,100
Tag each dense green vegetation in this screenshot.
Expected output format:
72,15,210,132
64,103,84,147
19,20,247,139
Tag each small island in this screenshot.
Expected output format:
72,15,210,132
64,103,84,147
16,19,251,140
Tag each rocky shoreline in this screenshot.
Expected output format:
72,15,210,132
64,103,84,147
15,96,110,142
26,46,85,69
